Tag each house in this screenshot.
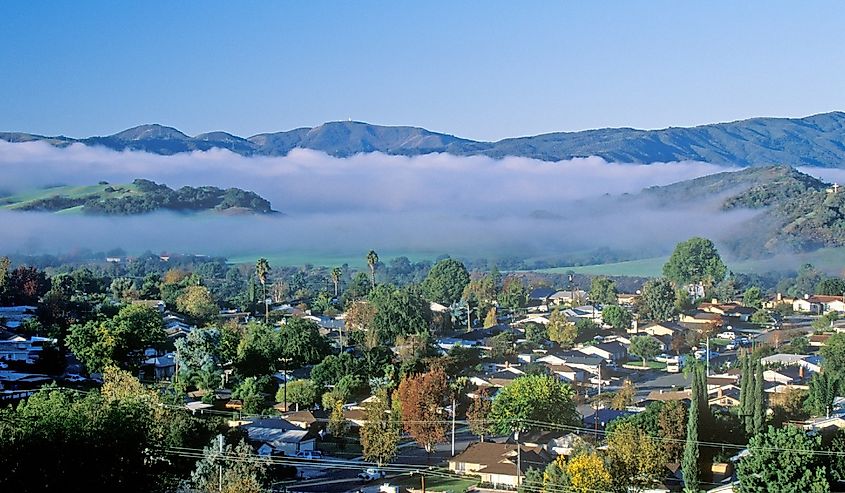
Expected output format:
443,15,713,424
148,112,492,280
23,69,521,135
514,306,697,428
436,337,479,351
142,352,176,380
0,336,55,364
764,366,810,385
562,305,602,324
793,295,845,315
0,306,37,329
537,352,603,377
764,293,795,310
240,417,318,456
617,293,640,306
760,354,822,373
545,363,582,384
131,299,166,313
637,321,686,337
548,289,588,306
449,442,548,490
699,302,756,322
529,287,557,304
487,366,526,387
643,389,691,404
280,410,328,430
708,385,741,408
545,432,586,457
575,342,628,365
679,311,724,326
810,334,832,347
582,408,634,430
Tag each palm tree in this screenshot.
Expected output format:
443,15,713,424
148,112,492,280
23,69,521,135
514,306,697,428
366,250,379,289
331,267,343,298
256,258,270,324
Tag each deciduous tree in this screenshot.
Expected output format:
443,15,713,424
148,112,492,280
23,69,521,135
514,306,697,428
396,367,448,453
422,258,470,305
360,389,401,465
488,374,579,435
737,425,829,492
663,237,727,295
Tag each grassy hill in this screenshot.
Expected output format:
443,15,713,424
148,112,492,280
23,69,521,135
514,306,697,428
0,179,275,215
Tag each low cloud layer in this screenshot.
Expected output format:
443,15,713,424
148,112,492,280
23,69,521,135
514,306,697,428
0,141,757,262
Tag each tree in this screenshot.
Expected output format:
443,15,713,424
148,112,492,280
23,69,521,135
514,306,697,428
327,399,350,449
821,333,845,374
658,401,687,462
682,364,703,492
483,306,497,328
606,421,666,492
368,284,430,345
488,375,579,435
639,278,676,321
235,322,282,378
278,317,332,368
189,437,269,493
662,237,727,295
523,322,548,345
396,368,448,453
590,276,618,305
0,256,10,301
467,387,493,441
543,456,571,491
740,353,753,434
753,357,766,435
630,335,661,367
816,277,845,296
499,277,528,311
279,379,317,411
567,452,613,493
743,286,763,309
806,371,839,418
737,425,829,493
422,258,470,305
751,309,771,325
232,377,265,414
603,304,632,331
331,267,343,298
367,250,379,289
255,258,270,323
110,277,137,300
520,467,544,493
360,389,401,465
547,308,577,348
611,379,636,410
176,285,218,323
67,304,166,373
175,327,222,392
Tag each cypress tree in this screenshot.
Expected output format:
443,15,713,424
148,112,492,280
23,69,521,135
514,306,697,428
683,364,701,492
753,358,765,434
740,353,753,435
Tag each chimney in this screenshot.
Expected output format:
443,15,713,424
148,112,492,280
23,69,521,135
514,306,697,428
711,298,718,305
777,293,783,301
799,366,805,379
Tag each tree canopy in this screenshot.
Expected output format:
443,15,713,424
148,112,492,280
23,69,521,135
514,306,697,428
421,258,470,305
662,237,727,292
488,374,579,435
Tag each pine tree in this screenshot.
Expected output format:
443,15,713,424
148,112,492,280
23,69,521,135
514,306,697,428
682,365,701,492
753,358,766,435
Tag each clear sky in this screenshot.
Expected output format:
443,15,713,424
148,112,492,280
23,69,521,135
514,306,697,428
2,1,843,141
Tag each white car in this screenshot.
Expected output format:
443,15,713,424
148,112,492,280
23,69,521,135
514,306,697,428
358,468,386,481
295,450,323,460
64,374,87,382
716,331,736,340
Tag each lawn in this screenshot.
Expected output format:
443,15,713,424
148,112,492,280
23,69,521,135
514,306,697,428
390,473,479,493
625,360,667,370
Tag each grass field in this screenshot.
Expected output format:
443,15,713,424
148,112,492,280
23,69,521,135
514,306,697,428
0,183,141,211
534,246,845,277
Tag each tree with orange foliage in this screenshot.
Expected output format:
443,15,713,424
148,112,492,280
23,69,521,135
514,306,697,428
396,367,448,453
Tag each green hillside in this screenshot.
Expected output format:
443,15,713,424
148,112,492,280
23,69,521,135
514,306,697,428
0,179,274,215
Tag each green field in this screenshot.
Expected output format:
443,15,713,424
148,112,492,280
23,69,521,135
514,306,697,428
533,246,845,277
391,473,479,493
0,183,142,211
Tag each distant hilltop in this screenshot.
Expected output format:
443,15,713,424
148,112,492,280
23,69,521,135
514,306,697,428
0,179,276,216
3,111,845,167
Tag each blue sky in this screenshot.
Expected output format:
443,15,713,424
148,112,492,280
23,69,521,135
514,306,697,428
2,1,843,140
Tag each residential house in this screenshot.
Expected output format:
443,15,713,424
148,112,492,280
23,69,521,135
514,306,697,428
616,293,640,306
436,337,480,352
142,352,176,380
760,354,822,373
537,352,603,378
0,336,55,364
545,433,586,457
582,408,634,430
699,302,756,322
449,442,548,490
281,410,328,431
679,310,724,326
809,334,832,347
131,299,166,314
643,389,692,404
764,366,811,385
487,366,526,387
575,342,628,366
548,289,588,306
240,417,317,456
764,293,795,310
636,321,687,338
708,385,741,408
563,305,602,325
793,295,845,315
0,306,37,329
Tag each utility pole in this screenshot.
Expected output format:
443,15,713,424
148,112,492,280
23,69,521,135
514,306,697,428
515,428,522,489
706,337,710,376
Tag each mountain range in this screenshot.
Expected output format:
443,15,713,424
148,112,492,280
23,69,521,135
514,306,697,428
3,112,845,167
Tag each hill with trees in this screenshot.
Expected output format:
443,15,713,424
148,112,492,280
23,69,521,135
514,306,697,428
0,179,275,216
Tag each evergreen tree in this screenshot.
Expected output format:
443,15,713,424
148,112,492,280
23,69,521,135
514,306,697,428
753,358,766,435
682,365,701,492
739,353,753,435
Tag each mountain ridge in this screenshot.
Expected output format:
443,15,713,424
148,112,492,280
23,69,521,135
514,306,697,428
3,112,845,167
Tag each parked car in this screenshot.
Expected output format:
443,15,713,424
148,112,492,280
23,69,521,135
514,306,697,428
295,450,323,460
717,331,736,340
725,342,737,351
64,373,87,382
358,468,386,481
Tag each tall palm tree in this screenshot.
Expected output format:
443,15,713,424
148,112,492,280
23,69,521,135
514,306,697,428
366,250,379,289
331,267,343,298
256,258,271,324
